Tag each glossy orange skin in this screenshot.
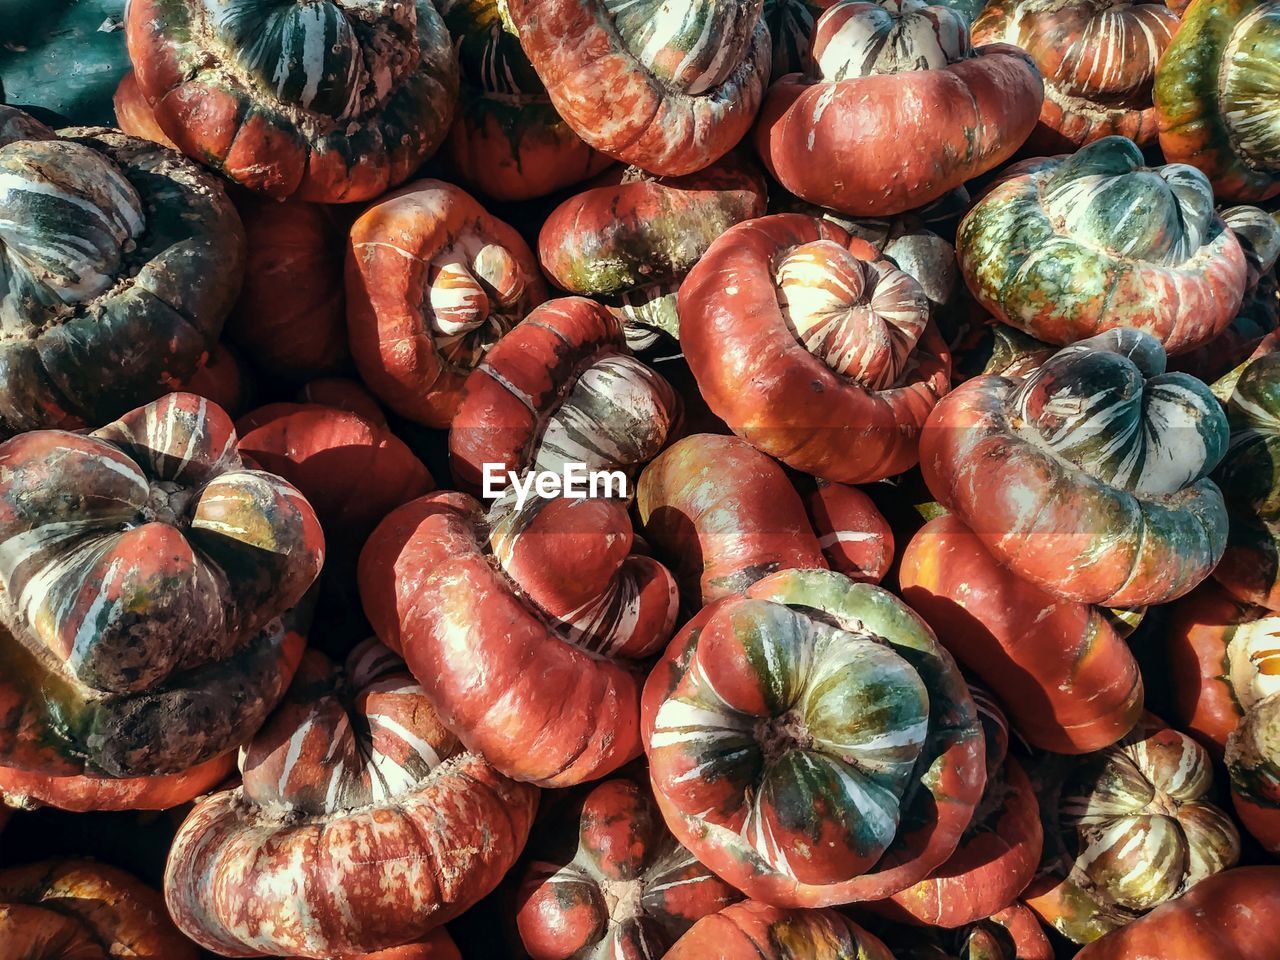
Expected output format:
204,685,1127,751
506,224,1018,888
112,69,175,147
1075,867,1280,960
900,515,1143,753
680,215,952,483
0,860,197,959
0,752,235,814
665,901,896,959
755,47,1043,215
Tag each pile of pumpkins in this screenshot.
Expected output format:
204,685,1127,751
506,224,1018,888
0,0,1277,956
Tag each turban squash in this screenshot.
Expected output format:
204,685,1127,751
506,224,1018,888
438,0,613,201
957,137,1248,353
503,0,772,176
642,568,985,906
921,328,1230,607
0,860,196,959
971,0,1178,150
873,905,1054,960
755,0,1043,216
449,297,680,496
0,106,243,435
164,640,537,958
360,490,678,786
516,776,742,959
664,901,895,960
125,0,459,202
0,392,322,811
1155,0,1280,203
346,179,547,428
680,214,951,484
763,0,839,79
637,433,894,610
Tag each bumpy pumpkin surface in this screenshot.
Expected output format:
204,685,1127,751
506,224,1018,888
681,214,951,484
1155,0,1280,202
755,0,1043,215
972,0,1178,150
346,179,547,428
360,490,678,786
538,156,768,347
503,0,772,176
900,514,1143,753
875,905,1054,960
165,640,536,958
125,0,459,202
958,137,1248,353
0,860,197,959
642,568,985,906
0,106,244,435
1027,718,1241,944
517,777,742,959
665,901,895,959
439,0,613,201
449,297,680,496
0,392,322,810
637,433,894,610
921,329,1230,606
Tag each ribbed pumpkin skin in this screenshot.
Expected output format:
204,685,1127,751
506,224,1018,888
538,156,768,346
877,904,1054,960
900,514,1143,753
680,214,951,484
636,434,893,610
957,137,1248,353
503,0,771,176
1074,866,1280,960
921,329,1230,607
440,0,613,201
1028,718,1241,944
971,0,1178,151
359,491,678,787
0,108,244,435
1155,0,1280,203
642,568,985,907
165,641,537,958
0,393,321,807
345,179,546,427
113,69,176,147
125,0,459,202
755,0,1042,216
763,0,840,79
516,777,742,959
665,901,895,959
0,860,196,959
448,298,680,495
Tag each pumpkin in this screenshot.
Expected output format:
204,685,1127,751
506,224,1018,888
680,214,951,484
754,0,1043,216
0,106,244,434
296,378,387,425
763,0,840,79
178,342,256,420
0,0,129,126
165,640,537,958
125,0,458,202
1074,866,1280,960
1027,717,1241,944
879,690,1043,928
0,859,196,959
0,392,322,811
439,0,614,201
538,155,769,348
636,434,894,610
346,179,547,428
664,901,895,959
226,195,353,383
642,567,985,906
872,905,1054,960
448,297,680,496
1154,0,1280,203
359,490,678,786
502,0,771,176
971,0,1178,151
350,934,462,960
1211,350,1280,610
516,777,743,959
957,137,1248,353
899,514,1144,753
921,328,1230,607
948,321,1059,387
112,69,175,147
